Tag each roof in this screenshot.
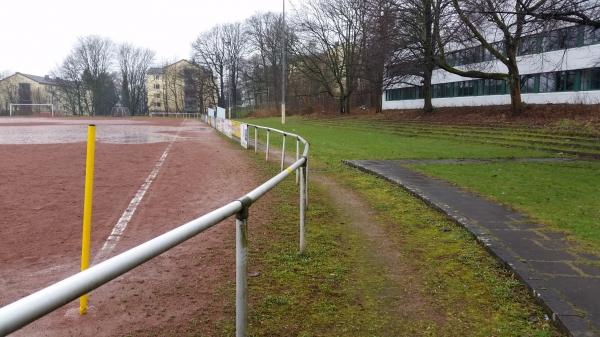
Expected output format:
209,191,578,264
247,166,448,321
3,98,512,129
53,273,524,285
147,60,201,76
147,67,164,75
16,72,59,85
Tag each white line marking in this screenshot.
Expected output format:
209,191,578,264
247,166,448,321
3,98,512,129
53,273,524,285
93,137,177,264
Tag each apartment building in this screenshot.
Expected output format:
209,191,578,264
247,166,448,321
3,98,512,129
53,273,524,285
0,72,66,114
146,59,210,113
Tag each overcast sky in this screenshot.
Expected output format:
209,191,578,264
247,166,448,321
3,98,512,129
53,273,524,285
0,0,285,76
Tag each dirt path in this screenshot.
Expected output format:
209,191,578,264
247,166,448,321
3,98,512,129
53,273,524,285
311,172,443,328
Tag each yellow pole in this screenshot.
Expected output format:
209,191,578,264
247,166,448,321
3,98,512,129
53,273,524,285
80,124,96,315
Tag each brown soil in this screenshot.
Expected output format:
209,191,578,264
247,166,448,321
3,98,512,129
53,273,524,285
250,104,600,131
0,119,263,336
378,104,600,128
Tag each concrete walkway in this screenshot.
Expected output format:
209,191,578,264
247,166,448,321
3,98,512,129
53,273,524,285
345,160,600,337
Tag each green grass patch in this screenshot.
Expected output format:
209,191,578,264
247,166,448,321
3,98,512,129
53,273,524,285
235,151,561,336
242,116,597,250
238,156,404,336
242,117,552,170
230,118,564,336
335,168,561,337
409,161,600,251
226,157,559,337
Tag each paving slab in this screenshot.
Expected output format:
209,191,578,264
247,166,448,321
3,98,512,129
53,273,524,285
345,159,600,337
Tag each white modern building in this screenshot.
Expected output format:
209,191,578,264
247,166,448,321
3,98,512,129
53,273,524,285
382,25,600,110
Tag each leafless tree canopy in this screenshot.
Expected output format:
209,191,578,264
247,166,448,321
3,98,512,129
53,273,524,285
118,44,155,115
192,26,227,106
292,0,367,114
186,0,599,116
223,22,248,109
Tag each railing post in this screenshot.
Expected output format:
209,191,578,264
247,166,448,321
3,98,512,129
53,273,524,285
304,146,309,208
281,134,286,171
266,129,270,161
254,126,258,153
306,161,309,208
295,138,299,184
235,199,250,337
299,164,306,254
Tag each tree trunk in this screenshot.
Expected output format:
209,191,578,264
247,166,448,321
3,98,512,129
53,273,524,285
219,67,225,107
422,69,433,113
339,96,347,114
423,0,434,114
345,94,351,114
507,56,523,116
372,86,383,113
508,72,523,116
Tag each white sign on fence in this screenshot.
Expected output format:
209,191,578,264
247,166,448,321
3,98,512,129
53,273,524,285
240,124,248,149
224,119,232,138
216,107,226,119
207,108,215,118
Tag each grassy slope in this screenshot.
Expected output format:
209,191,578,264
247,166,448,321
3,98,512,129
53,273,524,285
244,116,598,250
235,117,563,336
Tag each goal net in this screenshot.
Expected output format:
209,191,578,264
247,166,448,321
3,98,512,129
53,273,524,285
9,104,55,117
111,104,130,117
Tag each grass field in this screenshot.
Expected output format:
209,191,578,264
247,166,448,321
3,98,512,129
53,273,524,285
409,161,600,251
224,116,592,336
242,116,599,252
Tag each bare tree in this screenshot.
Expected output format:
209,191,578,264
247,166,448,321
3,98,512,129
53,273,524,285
162,59,184,113
245,12,288,108
192,26,227,106
387,0,452,113
518,0,600,27
293,0,367,114
69,35,118,115
118,43,155,115
54,54,88,115
223,22,248,110
0,81,19,114
359,0,402,113
434,0,549,116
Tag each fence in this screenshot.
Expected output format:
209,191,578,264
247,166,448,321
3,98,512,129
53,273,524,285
0,117,309,337
149,112,203,118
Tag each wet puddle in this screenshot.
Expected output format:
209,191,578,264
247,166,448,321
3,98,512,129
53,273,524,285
0,118,204,144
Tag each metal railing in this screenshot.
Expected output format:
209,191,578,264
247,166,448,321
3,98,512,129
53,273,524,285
0,120,309,337
149,112,202,118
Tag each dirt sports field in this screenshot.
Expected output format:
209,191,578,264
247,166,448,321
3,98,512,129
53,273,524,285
0,117,261,336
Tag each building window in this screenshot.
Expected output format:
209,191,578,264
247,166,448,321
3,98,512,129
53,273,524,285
581,68,600,90
543,27,580,52
520,74,537,93
154,83,160,89
385,67,599,102
518,36,541,55
458,81,476,96
584,27,600,45
433,83,443,98
155,102,161,108
154,93,160,98
555,70,578,91
539,72,557,92
154,75,160,80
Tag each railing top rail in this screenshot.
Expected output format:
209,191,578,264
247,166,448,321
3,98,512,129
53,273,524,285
244,123,309,157
0,120,309,336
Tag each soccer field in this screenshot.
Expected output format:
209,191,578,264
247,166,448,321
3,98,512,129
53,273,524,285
0,117,260,336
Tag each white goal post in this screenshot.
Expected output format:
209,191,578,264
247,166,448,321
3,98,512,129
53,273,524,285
9,104,55,117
